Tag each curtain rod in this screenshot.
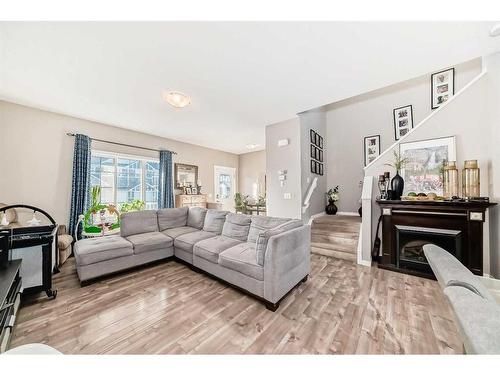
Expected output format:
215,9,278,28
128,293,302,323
66,133,177,154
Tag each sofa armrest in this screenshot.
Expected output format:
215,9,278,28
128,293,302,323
263,225,310,303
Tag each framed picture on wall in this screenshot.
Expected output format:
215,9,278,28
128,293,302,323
364,135,380,166
318,136,323,149
431,68,455,109
310,160,316,174
318,163,324,176
393,104,414,140
400,136,456,196
315,133,321,147
318,149,323,162
310,129,316,144
310,144,316,159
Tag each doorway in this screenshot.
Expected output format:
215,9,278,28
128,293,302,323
214,166,236,212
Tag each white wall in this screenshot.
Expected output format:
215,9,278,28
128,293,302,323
238,150,266,199
265,117,302,219
326,58,482,212
0,101,239,225
485,52,500,278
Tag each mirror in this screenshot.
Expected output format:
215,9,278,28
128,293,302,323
175,163,198,189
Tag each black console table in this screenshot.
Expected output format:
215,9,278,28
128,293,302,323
376,200,496,278
0,260,22,353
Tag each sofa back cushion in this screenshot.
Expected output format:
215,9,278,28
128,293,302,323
247,216,291,243
120,210,159,237
222,213,252,241
187,207,208,229
203,209,229,234
158,207,189,231
255,219,303,265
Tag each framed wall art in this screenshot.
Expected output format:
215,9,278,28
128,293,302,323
431,68,455,109
399,136,456,196
363,135,380,166
393,104,414,140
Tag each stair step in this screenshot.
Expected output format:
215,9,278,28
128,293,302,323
311,246,356,262
311,241,358,254
311,234,358,247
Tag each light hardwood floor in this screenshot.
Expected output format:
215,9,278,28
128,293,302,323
11,255,462,354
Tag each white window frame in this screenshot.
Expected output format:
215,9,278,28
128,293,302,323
91,149,160,208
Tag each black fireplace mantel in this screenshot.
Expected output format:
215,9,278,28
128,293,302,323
376,199,496,278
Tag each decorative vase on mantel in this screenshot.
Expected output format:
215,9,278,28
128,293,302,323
391,171,404,200
325,199,338,215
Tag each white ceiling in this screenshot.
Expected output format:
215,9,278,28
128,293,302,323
1,22,499,154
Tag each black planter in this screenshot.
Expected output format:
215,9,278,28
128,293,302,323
391,172,404,200
325,200,338,215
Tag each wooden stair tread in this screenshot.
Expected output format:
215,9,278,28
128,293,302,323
310,215,360,260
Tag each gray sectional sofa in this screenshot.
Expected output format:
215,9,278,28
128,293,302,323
74,207,310,310
423,244,500,354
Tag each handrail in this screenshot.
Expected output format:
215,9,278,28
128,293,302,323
302,177,318,214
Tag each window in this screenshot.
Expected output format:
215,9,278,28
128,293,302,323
90,151,160,210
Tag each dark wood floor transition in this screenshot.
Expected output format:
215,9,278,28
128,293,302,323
11,255,462,354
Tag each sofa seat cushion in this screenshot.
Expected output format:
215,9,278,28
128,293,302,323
158,207,189,231
120,210,159,237
444,285,500,354
219,242,264,281
424,244,496,302
187,207,208,229
174,230,218,253
202,210,228,234
193,236,242,264
74,236,133,266
126,232,173,254
162,226,199,239
221,213,252,241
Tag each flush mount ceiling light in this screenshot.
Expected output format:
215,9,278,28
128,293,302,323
490,23,500,37
163,91,191,108
246,143,259,150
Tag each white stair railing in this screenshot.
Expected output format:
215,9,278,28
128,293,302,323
302,177,318,214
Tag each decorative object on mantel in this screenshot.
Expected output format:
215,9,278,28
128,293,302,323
325,186,339,215
393,104,414,140
400,136,456,197
363,135,380,166
462,159,480,198
431,67,455,109
384,150,409,200
443,161,459,198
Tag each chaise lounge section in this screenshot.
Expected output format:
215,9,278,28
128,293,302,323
74,207,310,310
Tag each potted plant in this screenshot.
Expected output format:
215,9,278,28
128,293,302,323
385,150,409,200
325,186,340,215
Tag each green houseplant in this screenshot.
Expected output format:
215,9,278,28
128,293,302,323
325,186,340,215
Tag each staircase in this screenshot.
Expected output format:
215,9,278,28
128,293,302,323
311,215,361,262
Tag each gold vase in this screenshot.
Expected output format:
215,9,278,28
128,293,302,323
443,161,459,198
462,160,480,198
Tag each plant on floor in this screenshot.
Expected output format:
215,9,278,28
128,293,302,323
325,186,340,215
234,193,249,213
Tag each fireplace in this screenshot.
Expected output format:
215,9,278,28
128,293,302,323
396,225,462,274
376,199,496,278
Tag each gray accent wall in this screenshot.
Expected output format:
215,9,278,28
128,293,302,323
265,117,302,219
326,58,482,212
298,108,327,223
